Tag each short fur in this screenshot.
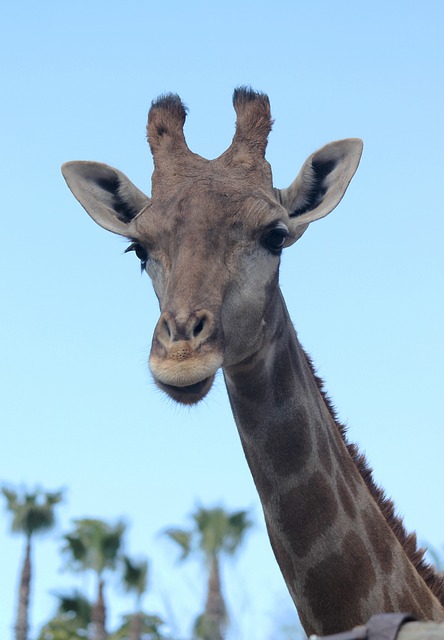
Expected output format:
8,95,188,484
62,88,444,632
303,348,444,605
231,87,273,155
147,93,188,156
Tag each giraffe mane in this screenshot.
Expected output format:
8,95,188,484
302,348,444,605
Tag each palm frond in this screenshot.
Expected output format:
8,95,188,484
122,555,149,596
2,485,64,538
1,487,18,508
55,590,92,625
63,518,126,575
164,528,192,560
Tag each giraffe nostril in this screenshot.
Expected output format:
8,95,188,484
157,313,176,344
193,317,205,337
156,310,214,346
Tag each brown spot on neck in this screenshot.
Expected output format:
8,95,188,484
303,532,376,635
264,406,313,476
277,471,338,559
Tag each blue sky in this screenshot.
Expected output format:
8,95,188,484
1,1,443,638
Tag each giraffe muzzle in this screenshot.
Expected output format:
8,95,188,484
149,309,223,404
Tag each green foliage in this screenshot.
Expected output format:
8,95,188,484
36,590,92,640
122,556,149,600
37,591,172,640
56,591,92,626
165,506,253,565
163,529,192,561
194,507,252,559
2,485,64,640
109,613,169,640
193,612,223,640
61,518,127,640
165,506,253,640
2,486,64,539
37,615,89,640
63,518,126,577
38,611,171,640
1,492,254,640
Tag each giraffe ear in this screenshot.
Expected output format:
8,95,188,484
278,139,363,243
61,161,151,237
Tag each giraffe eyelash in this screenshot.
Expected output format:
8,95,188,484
125,242,149,271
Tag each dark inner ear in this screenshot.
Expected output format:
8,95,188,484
95,173,141,223
290,158,337,218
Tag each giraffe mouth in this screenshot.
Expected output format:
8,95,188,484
154,375,215,405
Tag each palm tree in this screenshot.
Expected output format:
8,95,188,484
121,556,149,640
2,486,63,640
62,518,126,640
37,590,92,640
165,506,252,640
110,613,168,640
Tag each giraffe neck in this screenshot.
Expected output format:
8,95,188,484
223,290,444,635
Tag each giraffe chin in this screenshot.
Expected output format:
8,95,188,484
154,375,215,405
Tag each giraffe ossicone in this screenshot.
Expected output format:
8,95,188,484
62,88,444,635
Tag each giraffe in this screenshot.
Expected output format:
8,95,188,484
62,89,444,635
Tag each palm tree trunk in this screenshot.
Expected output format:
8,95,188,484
91,577,107,640
15,537,31,640
129,610,143,640
202,556,226,640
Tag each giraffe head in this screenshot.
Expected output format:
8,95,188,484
62,89,362,404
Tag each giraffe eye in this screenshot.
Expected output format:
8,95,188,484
262,227,288,254
125,243,148,271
